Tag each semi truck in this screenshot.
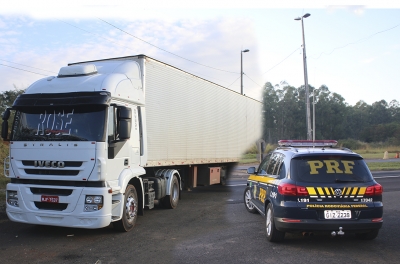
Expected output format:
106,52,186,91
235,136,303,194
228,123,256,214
1,55,262,232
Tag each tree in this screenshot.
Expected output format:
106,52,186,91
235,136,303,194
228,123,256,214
262,82,279,143
261,82,400,144
0,88,25,115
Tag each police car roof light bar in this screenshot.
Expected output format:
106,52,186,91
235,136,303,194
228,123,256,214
278,140,338,147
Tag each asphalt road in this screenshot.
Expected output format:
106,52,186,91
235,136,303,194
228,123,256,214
0,167,399,264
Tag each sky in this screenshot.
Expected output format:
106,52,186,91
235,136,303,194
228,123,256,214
0,1,400,106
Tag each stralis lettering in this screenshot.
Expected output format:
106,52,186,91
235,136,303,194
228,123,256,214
34,161,65,168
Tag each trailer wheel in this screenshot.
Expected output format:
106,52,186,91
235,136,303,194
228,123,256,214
163,175,179,209
114,184,138,232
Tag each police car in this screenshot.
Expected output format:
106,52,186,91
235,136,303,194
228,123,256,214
244,140,383,242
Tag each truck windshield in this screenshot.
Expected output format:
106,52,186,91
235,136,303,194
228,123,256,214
11,106,107,142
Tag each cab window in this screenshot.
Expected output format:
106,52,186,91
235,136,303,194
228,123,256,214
269,153,284,175
278,162,286,178
258,153,285,178
268,153,284,178
257,153,271,175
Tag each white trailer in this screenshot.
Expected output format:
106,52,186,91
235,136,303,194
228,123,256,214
2,55,262,231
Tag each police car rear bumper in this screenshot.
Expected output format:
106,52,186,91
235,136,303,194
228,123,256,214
274,217,383,233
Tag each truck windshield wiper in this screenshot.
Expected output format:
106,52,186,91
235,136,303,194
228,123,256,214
14,134,47,141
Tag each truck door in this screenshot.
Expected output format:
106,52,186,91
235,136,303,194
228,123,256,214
106,105,137,179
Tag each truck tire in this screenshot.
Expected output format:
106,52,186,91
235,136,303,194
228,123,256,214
244,187,257,214
355,229,379,240
114,184,138,232
265,203,285,242
163,175,179,209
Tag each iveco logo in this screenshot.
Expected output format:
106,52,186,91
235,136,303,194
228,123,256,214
34,161,65,168
334,189,342,196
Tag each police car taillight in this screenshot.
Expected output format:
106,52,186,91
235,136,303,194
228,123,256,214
278,183,308,196
278,140,338,147
364,184,383,196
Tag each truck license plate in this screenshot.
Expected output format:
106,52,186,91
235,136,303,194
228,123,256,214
41,195,59,203
324,210,351,219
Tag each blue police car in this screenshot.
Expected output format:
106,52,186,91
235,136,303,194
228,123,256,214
244,140,383,242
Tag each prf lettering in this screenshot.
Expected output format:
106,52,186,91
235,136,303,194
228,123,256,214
307,160,355,174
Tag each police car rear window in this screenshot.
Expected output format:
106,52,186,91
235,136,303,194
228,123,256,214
290,156,373,183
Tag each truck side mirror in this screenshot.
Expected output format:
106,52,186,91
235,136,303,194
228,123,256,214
118,107,132,120
117,107,131,140
118,119,131,140
2,108,10,120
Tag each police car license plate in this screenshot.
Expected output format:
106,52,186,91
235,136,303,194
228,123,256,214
41,195,59,203
324,210,351,219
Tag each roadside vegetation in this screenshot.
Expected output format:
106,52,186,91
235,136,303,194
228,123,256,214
0,144,8,201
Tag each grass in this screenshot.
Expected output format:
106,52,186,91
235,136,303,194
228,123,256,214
354,149,400,159
240,153,259,164
366,161,400,171
0,165,8,203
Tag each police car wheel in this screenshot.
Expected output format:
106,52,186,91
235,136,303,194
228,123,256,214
244,187,257,214
355,229,379,240
265,203,285,242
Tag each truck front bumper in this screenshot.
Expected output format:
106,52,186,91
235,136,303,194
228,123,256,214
6,183,113,229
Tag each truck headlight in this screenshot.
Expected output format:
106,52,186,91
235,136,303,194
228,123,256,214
7,190,19,207
84,195,103,212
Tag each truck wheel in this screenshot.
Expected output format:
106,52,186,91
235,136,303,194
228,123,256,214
114,184,138,232
355,229,379,240
163,175,179,209
244,187,257,214
265,203,285,242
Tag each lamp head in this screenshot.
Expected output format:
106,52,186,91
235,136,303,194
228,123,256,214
295,13,310,20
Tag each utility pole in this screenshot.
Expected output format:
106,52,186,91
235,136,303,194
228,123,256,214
295,13,312,140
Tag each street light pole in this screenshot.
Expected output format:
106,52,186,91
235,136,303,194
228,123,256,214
313,88,315,141
295,13,312,140
241,49,249,95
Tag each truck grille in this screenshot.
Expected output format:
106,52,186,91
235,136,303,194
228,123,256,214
34,202,68,211
30,188,73,195
24,169,79,176
22,160,83,176
22,161,83,167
